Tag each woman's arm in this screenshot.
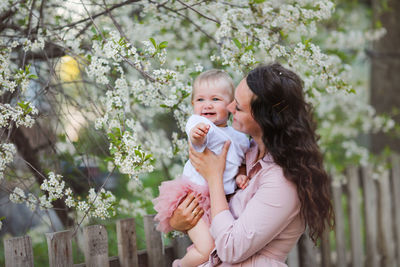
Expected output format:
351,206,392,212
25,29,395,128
188,141,231,219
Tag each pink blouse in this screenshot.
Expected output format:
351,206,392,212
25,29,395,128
200,141,305,266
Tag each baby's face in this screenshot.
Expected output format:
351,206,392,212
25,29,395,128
192,81,232,127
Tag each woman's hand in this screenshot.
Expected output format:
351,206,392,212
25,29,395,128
189,140,231,185
169,192,204,232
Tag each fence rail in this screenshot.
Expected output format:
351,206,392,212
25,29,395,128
3,155,400,266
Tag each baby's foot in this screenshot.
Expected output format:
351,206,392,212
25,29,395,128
172,259,181,267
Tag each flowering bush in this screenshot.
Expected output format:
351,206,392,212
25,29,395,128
0,0,396,230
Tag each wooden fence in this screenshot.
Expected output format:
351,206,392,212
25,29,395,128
287,154,400,267
3,155,400,266
3,215,190,267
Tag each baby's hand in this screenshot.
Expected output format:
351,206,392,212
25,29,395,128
190,123,210,146
236,174,249,190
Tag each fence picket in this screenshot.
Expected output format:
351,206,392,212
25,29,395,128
347,166,363,267
298,232,318,267
332,181,347,267
172,235,191,260
320,226,331,267
287,244,299,267
144,214,165,267
361,166,380,267
83,225,110,267
116,218,139,267
390,154,400,266
4,236,34,267
46,230,73,267
377,169,396,267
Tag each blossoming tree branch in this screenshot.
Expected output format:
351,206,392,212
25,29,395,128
0,0,395,230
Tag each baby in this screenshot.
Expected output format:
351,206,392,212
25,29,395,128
153,69,250,267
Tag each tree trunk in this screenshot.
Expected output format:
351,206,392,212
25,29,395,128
371,0,400,153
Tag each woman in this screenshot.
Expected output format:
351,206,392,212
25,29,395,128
170,63,334,266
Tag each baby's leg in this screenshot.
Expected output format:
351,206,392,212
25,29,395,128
179,218,214,267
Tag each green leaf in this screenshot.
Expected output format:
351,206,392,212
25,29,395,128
17,19,26,26
347,88,356,94
107,133,116,143
134,149,142,157
149,37,157,49
279,30,288,39
233,38,242,49
25,64,31,73
17,101,28,109
58,134,67,142
159,41,168,49
118,37,126,46
302,38,311,49
110,147,118,154
28,74,38,79
245,45,253,52
111,127,122,138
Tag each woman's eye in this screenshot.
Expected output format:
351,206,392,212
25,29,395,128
235,106,241,111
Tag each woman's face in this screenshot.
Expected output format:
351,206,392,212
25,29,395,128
227,79,262,138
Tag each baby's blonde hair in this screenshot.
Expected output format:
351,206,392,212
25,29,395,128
192,69,235,101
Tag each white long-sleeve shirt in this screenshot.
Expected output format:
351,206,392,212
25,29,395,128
183,115,250,195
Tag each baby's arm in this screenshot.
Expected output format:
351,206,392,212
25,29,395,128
236,164,249,190
189,122,210,147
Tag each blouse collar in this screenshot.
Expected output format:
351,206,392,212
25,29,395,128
248,140,274,166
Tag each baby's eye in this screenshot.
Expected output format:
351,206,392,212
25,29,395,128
212,98,220,101
197,98,204,102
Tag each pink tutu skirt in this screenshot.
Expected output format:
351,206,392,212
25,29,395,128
153,176,211,233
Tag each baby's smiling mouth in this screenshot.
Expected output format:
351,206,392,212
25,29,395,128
202,112,216,116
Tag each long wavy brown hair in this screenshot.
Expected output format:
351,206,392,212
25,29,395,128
246,63,334,244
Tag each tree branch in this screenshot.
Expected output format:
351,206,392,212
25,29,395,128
176,0,220,24
24,42,65,60
54,0,140,31
158,3,218,44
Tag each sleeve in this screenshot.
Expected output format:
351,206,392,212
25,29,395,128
239,134,250,155
234,133,250,164
185,115,211,152
185,115,229,153
209,170,300,264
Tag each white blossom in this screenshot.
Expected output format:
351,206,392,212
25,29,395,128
10,187,25,204
0,143,16,180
